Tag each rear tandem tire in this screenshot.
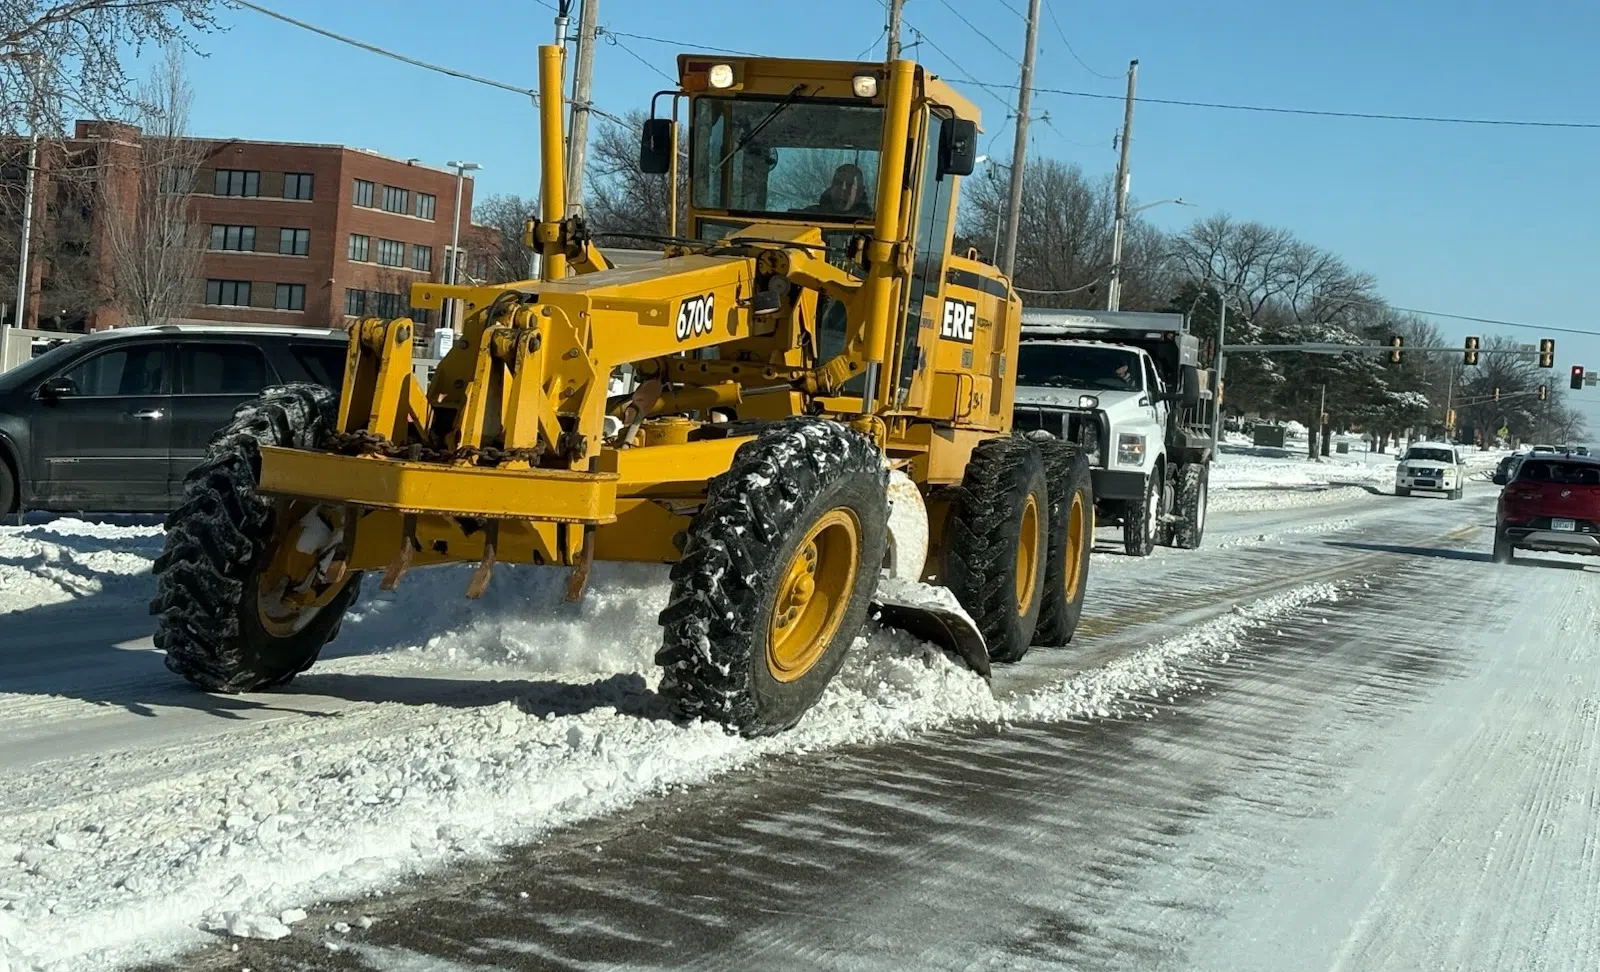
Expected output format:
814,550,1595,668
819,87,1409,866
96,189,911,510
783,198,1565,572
151,384,363,693
1168,463,1209,550
657,419,888,737
1031,438,1093,647
0,456,15,516
943,436,1051,663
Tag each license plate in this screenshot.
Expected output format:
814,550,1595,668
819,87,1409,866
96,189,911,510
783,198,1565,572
1553,518,1576,532
1416,480,1436,488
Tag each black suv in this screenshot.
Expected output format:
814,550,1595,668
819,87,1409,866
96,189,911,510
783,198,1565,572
0,324,347,514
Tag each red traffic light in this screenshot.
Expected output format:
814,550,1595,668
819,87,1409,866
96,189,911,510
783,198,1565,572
1572,365,1586,390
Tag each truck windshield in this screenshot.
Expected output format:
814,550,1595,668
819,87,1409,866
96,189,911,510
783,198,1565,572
1016,344,1143,392
1404,447,1454,463
691,96,883,221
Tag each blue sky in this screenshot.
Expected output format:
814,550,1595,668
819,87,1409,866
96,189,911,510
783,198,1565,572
172,0,1600,433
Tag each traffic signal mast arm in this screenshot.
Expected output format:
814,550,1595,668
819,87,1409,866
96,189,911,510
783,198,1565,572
1220,343,1554,357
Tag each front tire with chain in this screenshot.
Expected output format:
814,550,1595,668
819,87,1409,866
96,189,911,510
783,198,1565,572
1029,436,1093,647
657,419,888,737
1123,463,1163,557
943,437,1050,663
152,384,362,693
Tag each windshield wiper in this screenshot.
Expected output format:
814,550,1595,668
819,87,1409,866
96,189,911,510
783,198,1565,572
716,84,809,172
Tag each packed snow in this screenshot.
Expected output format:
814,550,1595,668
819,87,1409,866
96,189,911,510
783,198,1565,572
0,508,1344,972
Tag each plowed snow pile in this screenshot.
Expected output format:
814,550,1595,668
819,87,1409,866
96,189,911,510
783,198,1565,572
0,514,1340,972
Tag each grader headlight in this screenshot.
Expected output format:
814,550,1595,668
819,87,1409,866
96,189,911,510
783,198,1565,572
851,72,879,98
708,63,736,89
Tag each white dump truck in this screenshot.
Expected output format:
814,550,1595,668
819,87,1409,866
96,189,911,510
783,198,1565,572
1011,310,1217,556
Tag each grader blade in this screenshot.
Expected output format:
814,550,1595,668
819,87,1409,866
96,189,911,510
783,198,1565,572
870,596,992,681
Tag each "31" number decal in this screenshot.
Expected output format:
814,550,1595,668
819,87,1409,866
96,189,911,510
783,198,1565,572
676,294,715,341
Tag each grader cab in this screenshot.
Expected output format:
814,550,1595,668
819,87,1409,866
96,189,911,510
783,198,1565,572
150,45,1095,735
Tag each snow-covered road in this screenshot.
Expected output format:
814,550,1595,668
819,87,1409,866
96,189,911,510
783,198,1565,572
2,458,1589,971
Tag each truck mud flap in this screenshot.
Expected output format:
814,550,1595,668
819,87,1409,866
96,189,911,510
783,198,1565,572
870,596,992,681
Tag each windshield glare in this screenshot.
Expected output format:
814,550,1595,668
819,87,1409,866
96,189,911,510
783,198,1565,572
1405,448,1454,463
691,96,883,220
1016,345,1142,392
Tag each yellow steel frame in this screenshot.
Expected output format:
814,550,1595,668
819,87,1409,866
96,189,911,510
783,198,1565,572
256,43,1019,590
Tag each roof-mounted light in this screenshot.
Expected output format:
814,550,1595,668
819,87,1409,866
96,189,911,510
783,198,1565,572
708,63,736,89
851,72,879,98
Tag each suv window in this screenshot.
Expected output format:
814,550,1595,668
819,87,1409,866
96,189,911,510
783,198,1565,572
1518,460,1600,485
177,344,273,395
1404,447,1455,463
290,343,347,389
59,345,167,396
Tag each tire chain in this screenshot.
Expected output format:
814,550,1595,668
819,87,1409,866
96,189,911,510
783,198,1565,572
324,429,546,466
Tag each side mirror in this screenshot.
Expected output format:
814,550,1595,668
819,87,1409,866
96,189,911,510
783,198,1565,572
1492,472,1508,485
937,117,977,177
1178,365,1201,407
37,376,75,399
638,118,675,176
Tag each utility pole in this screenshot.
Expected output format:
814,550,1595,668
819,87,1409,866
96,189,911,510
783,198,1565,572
1209,292,1227,457
1106,59,1138,311
444,160,480,332
13,133,37,330
887,0,905,60
565,0,599,216
999,0,1041,278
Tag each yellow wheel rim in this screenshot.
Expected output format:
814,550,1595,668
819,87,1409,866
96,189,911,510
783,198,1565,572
257,506,349,638
766,508,861,683
1063,492,1087,600
1015,492,1042,616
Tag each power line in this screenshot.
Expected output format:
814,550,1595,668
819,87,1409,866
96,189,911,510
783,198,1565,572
1041,0,1121,81
598,28,677,87
1018,82,1600,130
991,0,1027,19
907,25,1016,116
1016,277,1106,295
933,0,1018,63
233,0,538,99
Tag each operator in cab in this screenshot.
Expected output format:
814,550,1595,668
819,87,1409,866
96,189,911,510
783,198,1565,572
817,163,872,218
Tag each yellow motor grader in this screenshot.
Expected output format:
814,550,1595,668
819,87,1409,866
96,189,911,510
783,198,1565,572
150,46,1094,735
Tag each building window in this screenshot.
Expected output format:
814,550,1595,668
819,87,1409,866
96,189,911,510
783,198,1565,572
381,185,408,214
410,244,432,272
283,173,314,200
415,193,436,220
214,169,260,197
279,228,310,256
205,279,252,306
210,225,256,251
275,283,306,311
159,168,194,195
373,291,407,318
353,179,375,208
411,307,431,326
347,233,370,262
344,288,367,316
376,238,404,267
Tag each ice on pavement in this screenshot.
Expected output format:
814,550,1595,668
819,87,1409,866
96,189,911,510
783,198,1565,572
0,512,1343,972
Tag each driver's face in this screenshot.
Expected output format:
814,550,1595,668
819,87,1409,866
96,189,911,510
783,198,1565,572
832,171,860,203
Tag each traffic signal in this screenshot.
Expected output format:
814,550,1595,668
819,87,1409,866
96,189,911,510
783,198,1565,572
1463,335,1479,365
1539,338,1555,368
1388,335,1403,363
1572,365,1586,390
1445,408,1456,429
1538,384,1548,402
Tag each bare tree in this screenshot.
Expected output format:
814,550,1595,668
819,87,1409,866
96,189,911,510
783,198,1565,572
473,193,537,283
585,110,687,245
101,45,204,326
1,0,216,136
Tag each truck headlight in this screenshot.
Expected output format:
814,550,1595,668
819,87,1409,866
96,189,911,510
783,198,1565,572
1117,433,1146,466
1077,395,1099,409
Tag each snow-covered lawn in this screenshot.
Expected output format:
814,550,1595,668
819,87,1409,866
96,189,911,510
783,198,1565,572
0,510,1344,972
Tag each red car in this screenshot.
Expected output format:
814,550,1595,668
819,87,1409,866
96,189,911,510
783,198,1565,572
1494,455,1600,563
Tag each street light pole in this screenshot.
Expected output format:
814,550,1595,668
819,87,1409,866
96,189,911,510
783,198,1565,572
444,160,480,332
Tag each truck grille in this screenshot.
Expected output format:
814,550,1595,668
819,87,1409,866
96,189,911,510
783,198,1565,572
1013,406,1106,466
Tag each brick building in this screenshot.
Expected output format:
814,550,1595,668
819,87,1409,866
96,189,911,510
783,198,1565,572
5,121,500,334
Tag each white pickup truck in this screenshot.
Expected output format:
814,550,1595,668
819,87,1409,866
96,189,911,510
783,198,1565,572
1011,311,1217,556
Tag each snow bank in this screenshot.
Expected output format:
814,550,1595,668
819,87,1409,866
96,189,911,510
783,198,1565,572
0,519,162,615
0,548,1345,972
